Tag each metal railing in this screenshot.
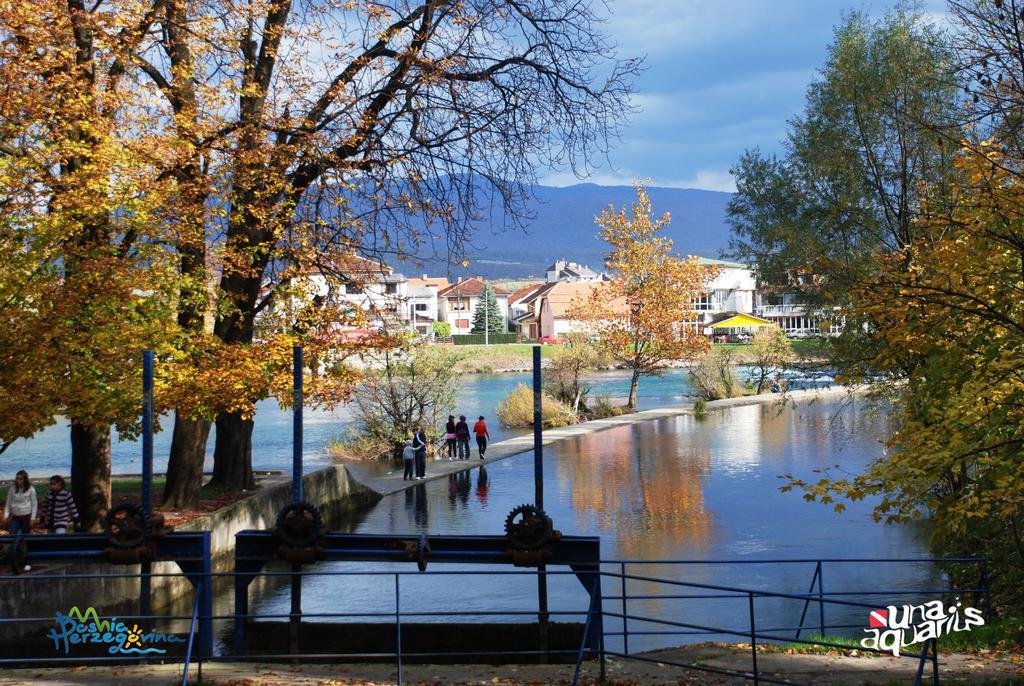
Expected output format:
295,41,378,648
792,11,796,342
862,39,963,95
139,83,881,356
0,557,989,686
592,557,988,686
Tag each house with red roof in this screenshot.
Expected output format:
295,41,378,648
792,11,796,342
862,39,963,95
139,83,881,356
437,277,512,336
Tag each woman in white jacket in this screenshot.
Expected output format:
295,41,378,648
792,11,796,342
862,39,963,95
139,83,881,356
4,469,37,535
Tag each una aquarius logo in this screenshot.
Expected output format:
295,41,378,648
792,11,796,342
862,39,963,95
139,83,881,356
860,599,985,656
47,606,186,655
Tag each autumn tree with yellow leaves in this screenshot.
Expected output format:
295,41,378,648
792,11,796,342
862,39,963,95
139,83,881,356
784,146,1024,606
571,187,715,410
0,0,638,519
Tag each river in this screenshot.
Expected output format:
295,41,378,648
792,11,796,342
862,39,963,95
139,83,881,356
0,367,834,479
242,395,939,652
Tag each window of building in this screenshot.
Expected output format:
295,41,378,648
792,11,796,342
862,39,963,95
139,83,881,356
414,303,428,311
385,283,397,294
449,300,468,311
345,283,363,295
694,293,711,310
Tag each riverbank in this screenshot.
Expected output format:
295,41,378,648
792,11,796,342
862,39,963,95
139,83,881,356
434,339,829,374
351,384,865,497
5,643,1020,685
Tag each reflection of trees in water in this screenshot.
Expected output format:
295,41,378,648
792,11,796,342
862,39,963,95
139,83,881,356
556,421,714,558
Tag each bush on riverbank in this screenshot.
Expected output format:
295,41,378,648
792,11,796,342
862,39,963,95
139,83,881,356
328,434,393,462
688,348,743,400
496,384,576,428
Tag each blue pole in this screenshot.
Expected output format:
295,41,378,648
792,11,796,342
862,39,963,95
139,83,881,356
532,346,542,510
532,345,549,651
142,350,154,515
293,346,303,503
141,350,154,617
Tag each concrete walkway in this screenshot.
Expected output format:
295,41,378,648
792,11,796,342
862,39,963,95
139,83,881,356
3,645,1019,685
358,385,862,497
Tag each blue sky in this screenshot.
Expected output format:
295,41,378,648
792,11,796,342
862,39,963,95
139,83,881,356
541,0,947,192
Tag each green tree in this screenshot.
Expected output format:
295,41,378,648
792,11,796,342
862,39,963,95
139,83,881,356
471,284,504,335
746,327,795,393
727,8,959,379
546,333,600,414
350,347,462,459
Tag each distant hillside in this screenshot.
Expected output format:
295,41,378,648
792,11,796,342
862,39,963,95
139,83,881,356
391,183,734,280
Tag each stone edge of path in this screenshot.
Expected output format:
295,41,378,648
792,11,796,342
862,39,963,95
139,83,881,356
355,384,871,497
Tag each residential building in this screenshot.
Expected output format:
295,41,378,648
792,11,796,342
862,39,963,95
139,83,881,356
544,259,609,283
514,281,625,340
755,290,827,337
299,253,409,331
437,277,511,335
507,282,549,336
692,258,757,322
406,275,449,336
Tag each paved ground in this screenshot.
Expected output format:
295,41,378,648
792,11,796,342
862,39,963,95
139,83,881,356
359,386,860,497
1,644,1020,685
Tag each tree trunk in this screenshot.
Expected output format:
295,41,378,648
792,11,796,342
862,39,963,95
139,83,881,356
209,410,257,491
627,368,641,411
70,422,111,532
163,415,212,508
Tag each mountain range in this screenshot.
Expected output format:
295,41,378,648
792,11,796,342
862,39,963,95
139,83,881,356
389,183,735,280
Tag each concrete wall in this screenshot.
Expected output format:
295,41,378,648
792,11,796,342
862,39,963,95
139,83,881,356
0,465,379,638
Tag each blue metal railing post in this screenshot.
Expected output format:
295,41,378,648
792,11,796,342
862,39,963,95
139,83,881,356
395,573,403,685
748,592,759,685
533,346,549,653
180,588,201,686
290,346,303,656
292,345,303,503
621,561,629,656
794,561,820,640
141,350,154,617
817,561,825,637
572,586,598,685
980,559,991,621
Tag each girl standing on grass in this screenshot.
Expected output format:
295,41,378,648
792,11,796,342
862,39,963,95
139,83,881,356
3,470,37,535
40,475,80,534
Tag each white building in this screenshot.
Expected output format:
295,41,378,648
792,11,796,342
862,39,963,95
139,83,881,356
755,291,829,337
692,258,757,323
545,259,608,283
437,277,511,335
405,275,449,336
299,253,411,331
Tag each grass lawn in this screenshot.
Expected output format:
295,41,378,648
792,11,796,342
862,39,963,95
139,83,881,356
449,343,560,358
0,477,168,504
767,615,1024,656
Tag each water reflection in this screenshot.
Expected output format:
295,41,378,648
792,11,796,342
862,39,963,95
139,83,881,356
560,425,713,559
405,484,429,528
249,397,935,652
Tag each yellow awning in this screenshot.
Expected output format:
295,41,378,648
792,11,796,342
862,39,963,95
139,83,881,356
710,313,776,329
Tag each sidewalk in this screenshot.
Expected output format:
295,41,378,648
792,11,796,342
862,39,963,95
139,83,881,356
1,644,1020,685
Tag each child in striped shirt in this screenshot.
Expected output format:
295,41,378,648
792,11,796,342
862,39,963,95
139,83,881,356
40,475,80,534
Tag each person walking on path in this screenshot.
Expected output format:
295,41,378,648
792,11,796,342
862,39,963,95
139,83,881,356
455,415,471,460
412,425,428,479
39,475,79,534
473,416,490,459
402,439,416,481
4,470,37,535
444,415,457,460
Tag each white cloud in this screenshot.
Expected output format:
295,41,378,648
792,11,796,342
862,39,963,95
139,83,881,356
672,169,736,193
607,0,769,56
540,168,735,194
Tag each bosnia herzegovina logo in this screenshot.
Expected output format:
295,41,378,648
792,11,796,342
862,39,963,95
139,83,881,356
47,606,186,655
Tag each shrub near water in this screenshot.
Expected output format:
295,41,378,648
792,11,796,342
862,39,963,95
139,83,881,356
496,384,576,428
